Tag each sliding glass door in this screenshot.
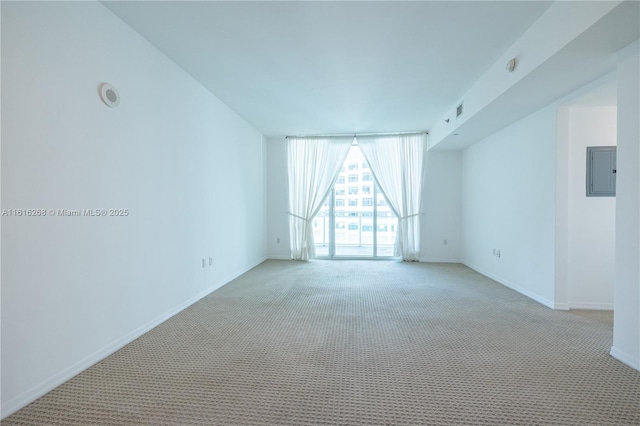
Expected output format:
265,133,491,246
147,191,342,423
312,144,398,259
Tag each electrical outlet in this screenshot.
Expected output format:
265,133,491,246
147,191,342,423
496,250,501,258
209,257,213,266
202,258,206,268
277,238,280,244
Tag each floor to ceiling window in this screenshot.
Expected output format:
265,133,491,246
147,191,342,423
312,144,398,258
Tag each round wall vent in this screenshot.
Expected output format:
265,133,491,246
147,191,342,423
99,83,120,108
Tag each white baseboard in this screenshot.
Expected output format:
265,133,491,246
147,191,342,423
267,254,291,260
610,346,640,370
419,257,460,263
568,302,614,310
462,261,555,309
553,302,570,311
1,256,267,419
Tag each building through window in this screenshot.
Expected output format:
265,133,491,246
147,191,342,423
312,144,398,258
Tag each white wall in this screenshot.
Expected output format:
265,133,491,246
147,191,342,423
265,138,462,262
612,40,640,370
461,105,557,308
1,2,266,416
420,151,462,262
266,138,290,259
566,106,617,309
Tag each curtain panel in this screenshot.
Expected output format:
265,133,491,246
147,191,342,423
358,133,426,261
287,137,353,260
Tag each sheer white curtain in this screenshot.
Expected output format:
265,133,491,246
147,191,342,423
287,137,353,260
358,133,426,261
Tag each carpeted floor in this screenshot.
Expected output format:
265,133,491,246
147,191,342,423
3,260,639,425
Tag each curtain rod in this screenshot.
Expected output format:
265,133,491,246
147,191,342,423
285,131,428,139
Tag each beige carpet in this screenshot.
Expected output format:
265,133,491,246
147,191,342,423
3,260,639,425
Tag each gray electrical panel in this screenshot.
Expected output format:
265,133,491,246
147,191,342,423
586,146,616,197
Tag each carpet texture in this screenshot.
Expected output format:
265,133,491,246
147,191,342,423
3,260,639,425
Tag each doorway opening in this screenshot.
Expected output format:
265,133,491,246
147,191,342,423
312,144,398,259
555,78,617,310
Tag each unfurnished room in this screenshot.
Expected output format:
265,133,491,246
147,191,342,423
1,1,639,425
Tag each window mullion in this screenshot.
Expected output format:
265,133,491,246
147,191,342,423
329,188,335,258
373,183,378,258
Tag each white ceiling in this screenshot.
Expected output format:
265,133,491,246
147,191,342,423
103,1,552,137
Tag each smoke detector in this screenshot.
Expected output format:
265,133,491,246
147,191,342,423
99,83,120,108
